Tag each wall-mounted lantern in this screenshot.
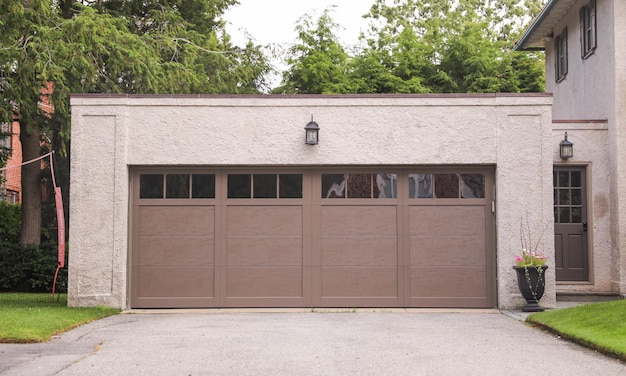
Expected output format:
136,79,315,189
305,116,319,145
559,132,574,160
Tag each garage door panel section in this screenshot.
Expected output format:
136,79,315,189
224,205,305,306
320,206,400,305
226,267,303,297
136,267,214,298
410,236,485,266
138,236,214,266
408,205,490,307
410,266,487,298
322,267,398,297
133,205,217,308
138,206,213,236
409,206,485,235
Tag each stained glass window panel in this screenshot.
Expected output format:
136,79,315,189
347,174,372,198
460,174,485,198
376,174,397,198
409,174,432,198
434,174,459,198
322,174,346,198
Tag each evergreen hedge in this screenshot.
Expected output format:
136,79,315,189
0,242,67,292
0,202,67,292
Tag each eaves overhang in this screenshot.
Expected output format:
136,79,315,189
514,0,578,51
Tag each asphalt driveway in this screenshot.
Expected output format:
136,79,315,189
1,309,624,376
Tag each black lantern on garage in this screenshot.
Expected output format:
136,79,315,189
305,116,319,145
559,132,574,160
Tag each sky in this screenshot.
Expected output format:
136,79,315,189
223,1,374,48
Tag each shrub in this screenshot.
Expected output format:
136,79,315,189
0,242,67,292
0,202,21,243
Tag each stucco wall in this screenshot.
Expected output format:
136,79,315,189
545,0,615,121
543,0,625,296
552,121,613,294
69,94,554,309
613,0,626,295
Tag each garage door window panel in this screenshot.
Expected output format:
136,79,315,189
140,174,164,199
192,174,215,199
322,174,346,198
409,174,433,198
434,174,459,198
409,173,485,199
279,174,303,198
253,174,277,198
166,174,190,198
228,174,252,198
460,174,485,198
228,174,303,199
322,173,397,199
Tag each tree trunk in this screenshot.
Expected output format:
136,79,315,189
19,121,41,246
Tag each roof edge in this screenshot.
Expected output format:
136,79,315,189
514,0,558,51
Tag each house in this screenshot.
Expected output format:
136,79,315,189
0,116,22,204
68,1,626,311
1,83,56,204
68,93,555,309
515,0,626,298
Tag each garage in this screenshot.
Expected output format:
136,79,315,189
131,167,495,309
69,94,554,310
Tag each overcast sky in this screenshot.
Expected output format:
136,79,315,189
223,1,374,48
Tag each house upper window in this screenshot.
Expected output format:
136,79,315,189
555,28,568,83
0,122,11,155
580,0,596,59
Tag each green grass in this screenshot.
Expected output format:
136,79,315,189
0,293,120,343
527,299,626,360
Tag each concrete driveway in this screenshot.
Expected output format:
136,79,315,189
1,309,624,376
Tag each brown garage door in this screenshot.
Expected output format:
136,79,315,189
131,168,494,308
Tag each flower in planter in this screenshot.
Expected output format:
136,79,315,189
515,249,547,267
513,213,550,311
514,213,549,267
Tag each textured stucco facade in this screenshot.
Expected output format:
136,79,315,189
69,94,554,310
516,0,626,297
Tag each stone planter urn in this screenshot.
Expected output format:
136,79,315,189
513,265,548,312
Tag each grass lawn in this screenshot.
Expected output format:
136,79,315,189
0,293,120,343
527,299,626,360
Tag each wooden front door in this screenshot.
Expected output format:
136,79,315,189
554,167,589,281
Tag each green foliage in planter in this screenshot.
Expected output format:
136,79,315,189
0,202,21,243
0,242,67,292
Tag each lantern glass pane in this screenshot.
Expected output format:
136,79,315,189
306,129,318,144
561,144,573,158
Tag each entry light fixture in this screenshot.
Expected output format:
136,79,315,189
305,116,319,145
559,132,574,160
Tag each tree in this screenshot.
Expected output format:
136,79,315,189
0,0,271,245
273,7,352,94
352,0,546,93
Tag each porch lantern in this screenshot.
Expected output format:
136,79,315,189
559,132,574,160
305,116,319,145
